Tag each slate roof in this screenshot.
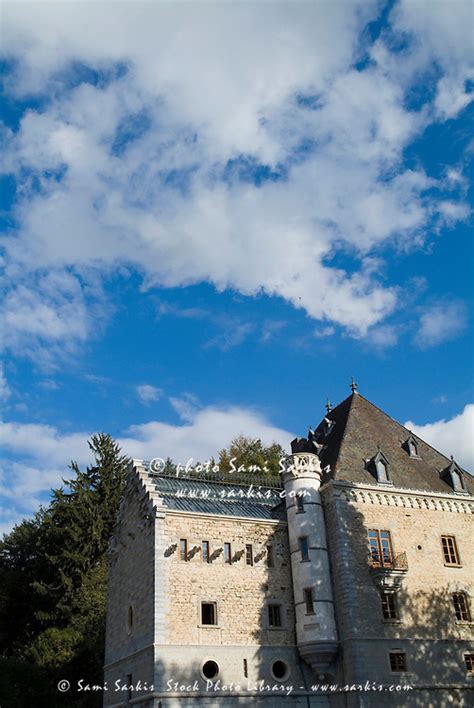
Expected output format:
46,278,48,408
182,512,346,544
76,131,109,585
316,392,473,495
147,472,286,520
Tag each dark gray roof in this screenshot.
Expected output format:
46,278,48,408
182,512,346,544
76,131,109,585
316,393,473,495
149,473,286,520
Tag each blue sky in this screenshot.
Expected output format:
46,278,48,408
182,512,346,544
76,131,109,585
1,0,473,534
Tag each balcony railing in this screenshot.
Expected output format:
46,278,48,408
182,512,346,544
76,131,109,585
368,551,408,571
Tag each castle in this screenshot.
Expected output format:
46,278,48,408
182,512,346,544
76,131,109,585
104,386,473,707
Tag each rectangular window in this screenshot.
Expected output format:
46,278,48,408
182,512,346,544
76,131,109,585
452,592,471,621
179,538,188,562
202,541,209,563
381,592,398,620
201,602,217,625
368,530,393,567
389,652,407,672
296,495,305,512
299,536,309,561
127,674,133,702
266,545,274,568
243,658,248,678
304,588,314,614
245,544,253,566
465,653,474,673
224,542,232,564
268,604,282,627
441,535,460,566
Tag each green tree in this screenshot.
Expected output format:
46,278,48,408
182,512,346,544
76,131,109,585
0,433,129,707
218,435,285,479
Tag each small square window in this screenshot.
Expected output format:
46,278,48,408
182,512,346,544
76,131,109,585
299,536,309,562
201,602,217,625
389,652,407,672
452,592,471,621
441,536,460,566
179,538,188,562
245,544,253,566
381,592,398,620
304,588,314,614
464,653,474,673
268,604,282,627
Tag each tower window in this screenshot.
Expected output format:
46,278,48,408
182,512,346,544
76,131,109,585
304,588,314,614
224,542,232,564
296,495,305,513
389,652,407,672
179,539,188,562
441,535,460,566
465,653,474,673
452,592,471,621
368,530,393,567
299,536,309,562
202,541,209,563
243,658,248,678
201,602,218,625
266,545,274,568
245,544,253,566
126,605,134,634
381,592,398,620
268,604,282,627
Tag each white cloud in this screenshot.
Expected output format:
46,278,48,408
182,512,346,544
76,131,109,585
120,405,293,465
0,402,293,535
389,0,474,120
415,302,468,349
0,0,471,357
405,404,474,472
0,268,108,366
136,384,163,404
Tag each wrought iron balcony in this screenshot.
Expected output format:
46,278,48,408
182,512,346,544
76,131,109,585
368,551,408,571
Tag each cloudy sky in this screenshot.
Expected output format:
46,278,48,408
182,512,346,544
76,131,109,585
1,0,473,534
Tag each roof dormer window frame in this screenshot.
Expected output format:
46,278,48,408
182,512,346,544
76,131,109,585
443,459,468,495
403,434,421,459
370,448,393,486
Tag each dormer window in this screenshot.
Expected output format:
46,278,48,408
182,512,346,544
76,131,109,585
443,459,467,494
370,449,392,485
404,434,420,458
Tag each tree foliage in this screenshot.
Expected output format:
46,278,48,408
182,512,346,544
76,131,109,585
0,433,129,707
218,435,285,479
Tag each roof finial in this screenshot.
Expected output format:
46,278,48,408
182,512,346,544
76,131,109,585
326,397,332,413
350,376,358,394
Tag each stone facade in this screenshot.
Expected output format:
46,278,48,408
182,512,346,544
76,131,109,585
104,392,474,707
323,482,474,706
